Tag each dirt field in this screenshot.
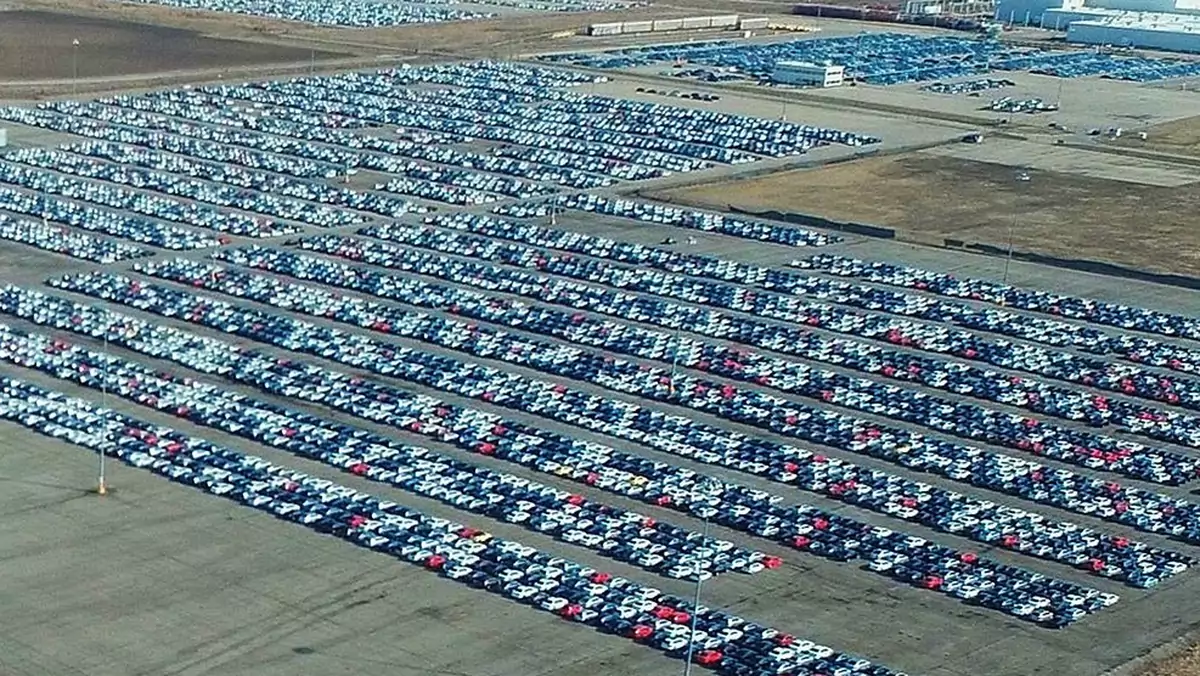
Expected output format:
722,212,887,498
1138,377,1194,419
1142,648,1200,676
652,153,1200,278
0,10,347,81
7,0,858,61
1116,114,1200,158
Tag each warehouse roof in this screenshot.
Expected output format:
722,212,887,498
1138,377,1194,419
1067,8,1200,29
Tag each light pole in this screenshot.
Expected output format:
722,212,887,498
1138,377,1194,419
668,237,695,397
71,38,80,97
1002,170,1031,288
682,479,716,676
682,515,708,676
668,325,683,397
97,327,108,496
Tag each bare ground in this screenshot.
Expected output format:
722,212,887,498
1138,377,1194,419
1141,645,1200,676
0,9,347,81
651,153,1200,278
1115,114,1200,159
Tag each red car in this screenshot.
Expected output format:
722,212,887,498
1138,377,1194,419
695,650,723,666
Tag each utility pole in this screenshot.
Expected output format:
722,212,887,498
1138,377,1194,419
1002,170,1032,289
682,481,713,676
97,328,108,496
668,326,682,397
72,38,80,97
669,235,697,396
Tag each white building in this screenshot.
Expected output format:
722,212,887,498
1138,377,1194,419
906,0,997,14
1067,12,1200,50
998,0,1200,24
772,61,845,87
905,0,946,13
995,0,1085,25
1040,6,1111,27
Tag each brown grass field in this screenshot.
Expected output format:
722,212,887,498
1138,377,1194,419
653,153,1200,278
1141,644,1200,676
1116,115,1200,159
0,10,347,81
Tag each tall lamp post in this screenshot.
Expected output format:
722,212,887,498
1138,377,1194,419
668,238,696,397
668,325,683,397
71,38,80,97
97,326,108,496
1002,170,1032,288
682,479,717,676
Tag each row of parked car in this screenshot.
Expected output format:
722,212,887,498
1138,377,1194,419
60,141,423,218
0,105,338,180
0,376,900,676
119,0,493,26
144,253,1200,549
991,50,1200,82
203,244,1200,530
372,177,497,207
543,33,1200,85
343,64,879,157
0,283,1128,626
149,90,671,186
228,75,728,171
159,61,875,166
52,263,1200,590
539,34,1005,86
0,155,297,239
495,195,841,248
136,83,699,180
765,264,1200,415
396,220,1200,456
12,58,843,195
0,322,766,580
921,79,1014,95
300,228,1198,485
48,97,615,191
433,213,1200,436
987,97,1058,114
799,254,1200,346
1,147,374,229
508,203,1200,420
0,182,220,250
0,215,147,264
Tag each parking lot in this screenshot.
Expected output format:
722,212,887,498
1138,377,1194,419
2,42,1200,676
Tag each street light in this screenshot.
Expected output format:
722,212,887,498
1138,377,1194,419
550,197,559,228
682,478,718,676
668,237,696,397
1002,170,1032,288
97,326,108,496
668,326,683,397
71,38,80,97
